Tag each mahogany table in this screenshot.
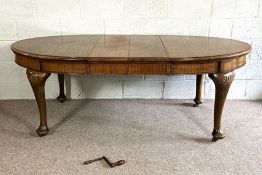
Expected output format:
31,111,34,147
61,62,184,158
11,35,251,141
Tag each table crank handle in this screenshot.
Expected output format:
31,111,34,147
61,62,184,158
103,156,125,168
111,160,125,167
83,160,96,165
83,157,103,165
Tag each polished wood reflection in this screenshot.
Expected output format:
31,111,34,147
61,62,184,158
12,35,250,62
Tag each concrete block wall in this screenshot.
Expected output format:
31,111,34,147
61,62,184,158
0,0,262,100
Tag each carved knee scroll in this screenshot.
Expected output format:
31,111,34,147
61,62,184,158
26,69,51,137
208,72,235,141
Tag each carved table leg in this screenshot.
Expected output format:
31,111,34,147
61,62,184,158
194,74,204,107
208,72,235,142
56,74,66,103
26,69,51,137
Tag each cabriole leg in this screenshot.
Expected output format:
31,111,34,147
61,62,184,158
26,69,51,137
57,74,66,103
208,72,235,142
194,74,204,107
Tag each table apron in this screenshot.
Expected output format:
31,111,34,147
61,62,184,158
15,55,246,75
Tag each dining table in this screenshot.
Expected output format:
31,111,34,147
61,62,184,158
11,35,251,141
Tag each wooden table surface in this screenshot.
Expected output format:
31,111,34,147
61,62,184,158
11,35,251,142
12,35,250,62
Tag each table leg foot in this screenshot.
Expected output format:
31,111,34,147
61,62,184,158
57,74,66,103
212,129,225,142
57,94,66,103
36,125,49,137
193,74,204,107
27,69,50,137
208,71,235,142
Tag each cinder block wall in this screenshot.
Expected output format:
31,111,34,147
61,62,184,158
0,0,262,100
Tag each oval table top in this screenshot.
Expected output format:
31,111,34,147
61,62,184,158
11,35,251,62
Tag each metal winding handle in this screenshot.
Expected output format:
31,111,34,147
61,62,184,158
83,157,103,165
111,160,125,167
84,156,125,168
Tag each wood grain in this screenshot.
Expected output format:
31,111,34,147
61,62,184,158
129,36,168,61
15,55,40,70
129,63,167,74
11,35,251,62
88,35,129,61
89,63,128,74
170,63,218,74
40,61,88,73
